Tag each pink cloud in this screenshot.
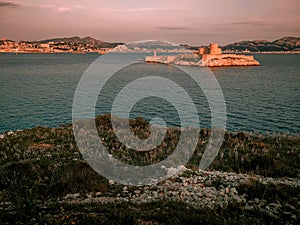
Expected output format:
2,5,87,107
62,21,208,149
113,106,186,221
38,4,55,9
75,5,86,10
101,7,174,13
56,7,71,12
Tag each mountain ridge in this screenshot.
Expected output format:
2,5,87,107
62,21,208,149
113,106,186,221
2,36,300,52
222,36,300,52
34,36,123,48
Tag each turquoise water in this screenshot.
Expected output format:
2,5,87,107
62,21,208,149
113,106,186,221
0,53,299,134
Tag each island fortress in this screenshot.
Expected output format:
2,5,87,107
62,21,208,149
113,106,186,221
145,43,260,67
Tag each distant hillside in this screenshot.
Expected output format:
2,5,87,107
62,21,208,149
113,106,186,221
35,36,122,48
126,40,186,51
222,37,300,52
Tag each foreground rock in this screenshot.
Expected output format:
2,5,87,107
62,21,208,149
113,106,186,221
61,168,299,222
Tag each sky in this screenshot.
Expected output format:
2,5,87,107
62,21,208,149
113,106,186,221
0,0,299,45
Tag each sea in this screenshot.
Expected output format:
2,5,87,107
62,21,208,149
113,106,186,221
0,53,299,134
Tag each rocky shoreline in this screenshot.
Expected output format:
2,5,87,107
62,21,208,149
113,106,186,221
0,115,299,224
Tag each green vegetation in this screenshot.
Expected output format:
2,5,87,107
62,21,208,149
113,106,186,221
0,115,299,224
1,200,292,225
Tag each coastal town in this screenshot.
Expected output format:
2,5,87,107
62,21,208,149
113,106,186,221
0,37,113,54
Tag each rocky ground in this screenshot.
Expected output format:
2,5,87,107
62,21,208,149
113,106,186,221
0,115,299,224
58,169,299,224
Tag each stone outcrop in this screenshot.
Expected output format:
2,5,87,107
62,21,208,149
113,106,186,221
203,54,260,66
60,168,299,223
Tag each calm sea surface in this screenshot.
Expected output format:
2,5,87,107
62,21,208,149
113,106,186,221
0,53,299,134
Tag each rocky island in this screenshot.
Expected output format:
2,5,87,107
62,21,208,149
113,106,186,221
145,43,260,67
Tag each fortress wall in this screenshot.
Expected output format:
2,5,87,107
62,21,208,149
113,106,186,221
145,55,167,62
167,55,177,63
202,54,255,61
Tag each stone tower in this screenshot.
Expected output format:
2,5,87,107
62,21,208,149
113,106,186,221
199,47,205,54
209,43,221,55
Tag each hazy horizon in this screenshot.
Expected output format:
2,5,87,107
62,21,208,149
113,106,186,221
0,0,299,45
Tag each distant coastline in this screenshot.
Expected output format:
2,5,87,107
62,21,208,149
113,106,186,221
1,36,299,55
222,50,300,55
0,36,119,54
1,51,299,55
